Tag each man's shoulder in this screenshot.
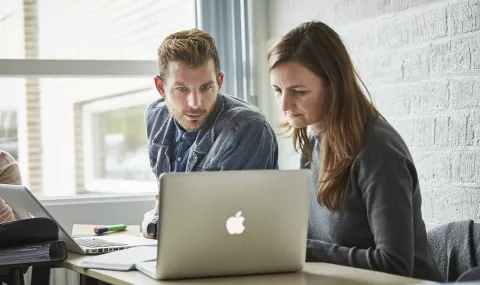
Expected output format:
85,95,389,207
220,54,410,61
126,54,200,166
219,94,270,129
145,98,170,120
145,98,171,139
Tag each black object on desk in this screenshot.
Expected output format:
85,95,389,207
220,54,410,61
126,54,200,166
0,217,68,285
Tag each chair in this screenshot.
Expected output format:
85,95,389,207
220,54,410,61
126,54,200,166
457,266,480,282
427,220,480,282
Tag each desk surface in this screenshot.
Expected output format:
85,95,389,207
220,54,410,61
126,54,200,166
63,253,436,285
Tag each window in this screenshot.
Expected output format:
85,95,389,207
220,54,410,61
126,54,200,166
83,89,158,193
0,79,22,161
0,0,254,197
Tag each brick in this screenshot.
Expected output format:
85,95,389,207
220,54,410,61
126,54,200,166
472,35,480,70
410,79,449,113
451,151,480,183
448,114,468,147
375,18,409,49
420,187,435,219
335,0,358,24
430,37,472,74
403,46,430,79
434,114,469,147
449,0,480,35
451,76,480,109
412,117,435,147
352,56,372,83
362,51,404,81
391,0,444,11
466,112,480,146
407,5,448,44
434,116,449,147
412,151,451,184
432,187,480,222
357,0,387,20
372,85,410,115
339,25,375,54
390,118,414,146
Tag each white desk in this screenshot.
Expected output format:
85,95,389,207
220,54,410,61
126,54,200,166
63,253,436,285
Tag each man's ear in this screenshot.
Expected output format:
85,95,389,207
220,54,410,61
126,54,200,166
217,72,225,91
154,76,166,98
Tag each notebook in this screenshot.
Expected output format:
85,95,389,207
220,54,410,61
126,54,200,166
76,246,157,271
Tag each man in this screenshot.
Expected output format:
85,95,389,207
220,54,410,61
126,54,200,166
142,28,278,237
145,28,278,178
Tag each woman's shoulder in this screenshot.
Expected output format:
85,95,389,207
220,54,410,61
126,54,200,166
363,116,410,155
354,116,414,173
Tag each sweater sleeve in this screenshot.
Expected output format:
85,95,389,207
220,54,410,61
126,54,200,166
306,140,416,277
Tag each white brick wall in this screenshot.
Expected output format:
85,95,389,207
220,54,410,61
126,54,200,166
268,0,480,225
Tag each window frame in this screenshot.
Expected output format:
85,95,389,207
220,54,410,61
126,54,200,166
0,59,158,196
82,90,158,193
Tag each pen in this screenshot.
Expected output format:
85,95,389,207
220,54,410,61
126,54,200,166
94,224,127,234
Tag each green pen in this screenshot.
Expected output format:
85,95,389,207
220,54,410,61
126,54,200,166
94,224,127,234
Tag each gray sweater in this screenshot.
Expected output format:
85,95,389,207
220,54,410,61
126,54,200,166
301,117,444,282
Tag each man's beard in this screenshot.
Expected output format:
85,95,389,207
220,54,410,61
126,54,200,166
168,105,214,131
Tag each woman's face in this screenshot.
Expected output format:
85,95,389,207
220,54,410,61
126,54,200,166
270,61,328,132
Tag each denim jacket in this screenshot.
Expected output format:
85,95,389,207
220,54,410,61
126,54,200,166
145,93,279,179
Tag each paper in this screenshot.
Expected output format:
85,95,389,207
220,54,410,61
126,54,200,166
77,246,157,271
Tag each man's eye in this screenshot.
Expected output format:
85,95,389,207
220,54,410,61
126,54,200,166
201,85,212,91
273,89,281,96
176,87,188,92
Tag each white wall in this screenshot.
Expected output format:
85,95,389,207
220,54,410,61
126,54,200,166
265,0,480,225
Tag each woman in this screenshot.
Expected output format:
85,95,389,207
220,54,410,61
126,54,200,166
267,21,443,281
0,149,22,222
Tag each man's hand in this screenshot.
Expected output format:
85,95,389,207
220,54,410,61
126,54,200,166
141,195,159,239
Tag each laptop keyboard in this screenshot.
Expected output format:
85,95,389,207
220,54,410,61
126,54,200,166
76,238,127,248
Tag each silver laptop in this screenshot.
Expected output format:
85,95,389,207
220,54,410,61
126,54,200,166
0,185,156,255
136,169,310,280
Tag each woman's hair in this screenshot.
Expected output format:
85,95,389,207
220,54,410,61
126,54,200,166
267,21,379,210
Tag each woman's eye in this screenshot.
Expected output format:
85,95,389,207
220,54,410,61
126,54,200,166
294,90,307,95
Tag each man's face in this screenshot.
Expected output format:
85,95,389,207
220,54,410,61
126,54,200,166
154,59,223,130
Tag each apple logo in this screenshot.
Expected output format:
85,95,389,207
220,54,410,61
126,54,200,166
226,211,245,235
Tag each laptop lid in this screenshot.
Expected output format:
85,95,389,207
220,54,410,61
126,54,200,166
0,184,87,254
155,169,310,280
0,185,156,255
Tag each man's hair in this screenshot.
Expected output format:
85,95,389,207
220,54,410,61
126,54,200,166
157,28,221,81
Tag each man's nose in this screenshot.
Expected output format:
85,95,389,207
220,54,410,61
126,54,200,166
187,92,201,108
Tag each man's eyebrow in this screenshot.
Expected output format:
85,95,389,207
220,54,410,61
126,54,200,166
173,81,185,86
200,80,215,86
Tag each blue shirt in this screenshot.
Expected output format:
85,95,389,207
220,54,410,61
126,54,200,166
173,121,198,172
